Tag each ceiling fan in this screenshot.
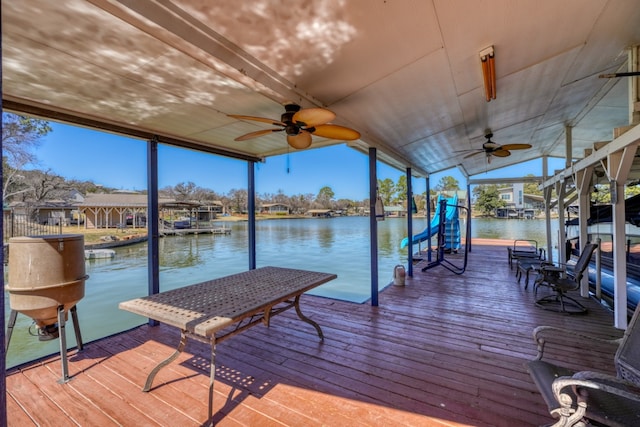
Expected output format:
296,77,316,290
462,132,532,163
228,104,361,149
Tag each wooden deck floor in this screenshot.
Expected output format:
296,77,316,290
6,239,624,426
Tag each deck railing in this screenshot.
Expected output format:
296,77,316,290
3,213,64,242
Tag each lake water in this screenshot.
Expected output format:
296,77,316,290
4,217,557,368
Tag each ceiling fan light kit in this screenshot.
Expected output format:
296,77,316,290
480,45,496,102
229,104,360,150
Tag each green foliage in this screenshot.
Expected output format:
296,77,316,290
626,184,640,198
473,184,506,216
317,186,335,200
316,186,335,208
523,174,542,196
435,176,460,191
592,184,610,204
395,175,407,204
377,178,395,205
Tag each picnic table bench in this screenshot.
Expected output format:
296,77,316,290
119,266,337,424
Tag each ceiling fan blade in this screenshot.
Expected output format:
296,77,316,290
500,143,532,151
292,108,336,127
492,149,511,157
463,151,483,159
228,114,286,127
287,131,312,149
311,124,361,140
234,128,283,141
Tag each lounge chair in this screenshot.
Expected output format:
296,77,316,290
526,303,640,426
508,239,545,270
533,243,598,314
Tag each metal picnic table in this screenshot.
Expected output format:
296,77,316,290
119,266,337,424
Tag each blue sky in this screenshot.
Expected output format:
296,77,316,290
28,121,564,200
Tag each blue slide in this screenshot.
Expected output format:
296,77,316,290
400,194,459,249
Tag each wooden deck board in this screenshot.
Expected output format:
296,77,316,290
6,240,624,426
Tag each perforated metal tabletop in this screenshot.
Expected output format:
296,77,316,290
119,266,336,337
119,266,337,424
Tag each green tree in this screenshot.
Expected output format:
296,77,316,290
377,178,395,205
592,184,610,204
435,176,460,192
316,186,335,208
395,175,407,205
523,174,542,196
626,183,640,198
473,184,506,216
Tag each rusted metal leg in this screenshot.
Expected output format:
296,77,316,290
143,331,188,392
294,295,324,340
70,305,83,351
5,310,18,351
57,305,71,384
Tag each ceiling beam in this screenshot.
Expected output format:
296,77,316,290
3,98,263,163
469,176,544,185
540,124,640,189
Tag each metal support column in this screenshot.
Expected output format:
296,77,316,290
426,176,432,262
406,167,413,277
369,148,379,306
248,161,256,270
147,138,160,328
467,182,472,252
0,41,7,423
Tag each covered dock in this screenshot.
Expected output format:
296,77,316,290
3,1,640,425
6,241,622,426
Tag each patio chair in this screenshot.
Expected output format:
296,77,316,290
525,303,640,426
516,258,554,289
508,239,545,270
533,243,598,314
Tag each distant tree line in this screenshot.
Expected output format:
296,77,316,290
3,113,461,216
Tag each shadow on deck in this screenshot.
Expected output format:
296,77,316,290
6,239,623,426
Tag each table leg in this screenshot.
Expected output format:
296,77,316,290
294,295,324,340
208,340,216,424
143,331,188,392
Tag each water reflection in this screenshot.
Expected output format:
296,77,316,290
5,216,556,368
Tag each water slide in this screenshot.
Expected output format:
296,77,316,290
400,194,458,249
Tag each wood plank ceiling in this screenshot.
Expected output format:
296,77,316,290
3,0,640,177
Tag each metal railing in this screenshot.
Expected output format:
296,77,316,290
3,213,64,242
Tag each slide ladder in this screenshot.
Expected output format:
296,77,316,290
420,198,470,275
443,201,461,252
400,194,459,249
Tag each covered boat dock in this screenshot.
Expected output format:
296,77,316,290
6,241,623,426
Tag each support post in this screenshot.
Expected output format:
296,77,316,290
406,167,413,277
147,137,160,329
467,182,472,252
248,161,256,270
575,167,593,297
0,66,6,424
369,148,379,306
555,180,567,264
426,176,432,262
